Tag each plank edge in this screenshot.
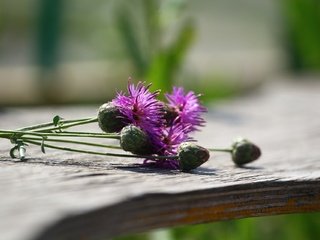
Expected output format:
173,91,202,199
32,179,320,240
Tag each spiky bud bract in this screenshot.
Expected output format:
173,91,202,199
120,125,152,155
98,102,126,133
178,142,210,172
231,138,261,166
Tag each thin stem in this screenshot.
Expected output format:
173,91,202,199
34,117,98,132
43,132,120,139
18,136,122,150
58,131,117,136
0,132,11,138
208,148,232,153
0,129,120,139
23,139,179,160
18,117,95,131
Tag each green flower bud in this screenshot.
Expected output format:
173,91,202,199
178,142,210,172
120,125,152,154
98,102,126,133
231,138,261,166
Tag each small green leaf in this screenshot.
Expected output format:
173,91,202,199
53,115,62,126
9,146,19,159
41,137,46,154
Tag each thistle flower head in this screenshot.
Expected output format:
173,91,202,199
231,138,261,165
158,123,190,155
97,102,126,133
112,81,165,143
178,142,210,172
120,125,153,155
142,123,190,170
165,87,207,133
113,82,208,170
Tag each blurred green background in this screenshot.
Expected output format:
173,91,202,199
1,0,319,105
115,213,320,240
0,0,319,239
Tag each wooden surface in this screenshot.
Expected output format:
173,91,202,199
0,81,320,240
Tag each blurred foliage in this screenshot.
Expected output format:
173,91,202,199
114,212,320,240
36,0,63,69
183,75,241,103
281,0,320,71
116,0,195,93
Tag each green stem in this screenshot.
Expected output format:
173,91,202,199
0,129,120,139
0,132,11,138
34,117,98,132
18,117,95,131
57,131,117,136
208,148,232,153
23,139,178,160
18,136,122,150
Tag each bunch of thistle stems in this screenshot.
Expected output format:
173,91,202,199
0,81,261,171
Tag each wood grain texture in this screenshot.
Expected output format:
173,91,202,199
0,81,320,240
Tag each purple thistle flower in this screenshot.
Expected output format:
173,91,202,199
144,123,190,170
112,81,165,146
165,87,207,133
158,123,190,155
113,82,205,170
143,158,180,170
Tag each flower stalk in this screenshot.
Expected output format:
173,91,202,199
22,139,179,160
18,117,96,131
0,130,120,139
33,117,98,132
208,148,232,153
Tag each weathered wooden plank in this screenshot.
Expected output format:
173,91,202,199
0,81,319,240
